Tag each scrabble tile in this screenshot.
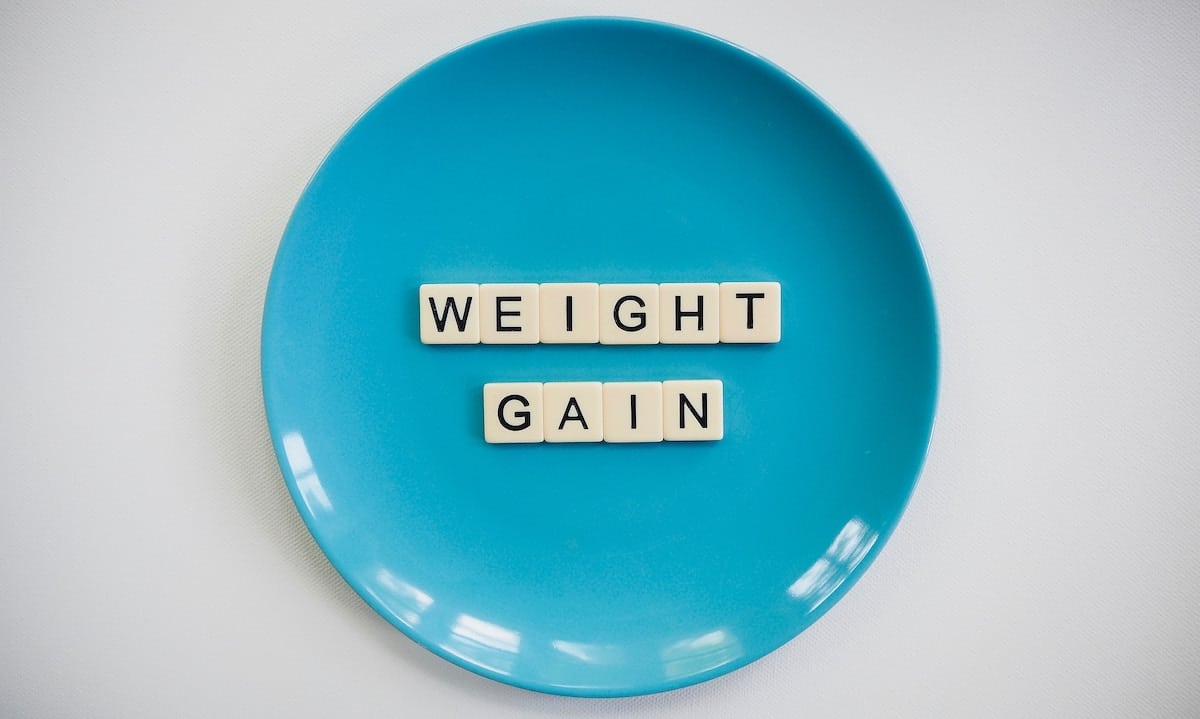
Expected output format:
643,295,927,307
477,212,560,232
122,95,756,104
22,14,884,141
663,380,724,441
480,284,540,344
602,382,664,443
483,382,544,443
419,283,479,344
719,282,781,343
658,283,720,344
539,283,599,344
542,382,604,443
599,284,660,344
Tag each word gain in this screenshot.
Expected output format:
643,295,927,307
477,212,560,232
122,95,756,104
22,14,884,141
484,380,723,443
421,282,780,345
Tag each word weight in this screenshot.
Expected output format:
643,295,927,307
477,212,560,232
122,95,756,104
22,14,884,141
421,282,780,345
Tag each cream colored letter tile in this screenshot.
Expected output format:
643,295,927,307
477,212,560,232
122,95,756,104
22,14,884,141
483,382,543,443
543,382,603,443
480,284,540,344
602,382,663,443
539,283,599,344
719,282,781,343
659,283,720,344
599,284,659,344
419,284,479,344
662,379,724,441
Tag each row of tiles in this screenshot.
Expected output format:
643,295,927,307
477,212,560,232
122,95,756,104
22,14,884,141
484,380,723,443
421,282,780,345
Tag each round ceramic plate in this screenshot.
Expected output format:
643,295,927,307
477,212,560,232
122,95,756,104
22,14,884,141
262,18,937,697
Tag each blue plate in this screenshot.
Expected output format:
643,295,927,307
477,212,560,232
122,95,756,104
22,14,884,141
262,17,937,697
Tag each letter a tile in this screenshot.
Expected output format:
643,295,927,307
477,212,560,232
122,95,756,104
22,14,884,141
543,382,603,443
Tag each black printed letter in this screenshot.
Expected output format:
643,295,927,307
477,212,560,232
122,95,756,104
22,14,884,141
674,294,704,331
613,295,647,332
679,392,708,429
498,394,531,431
427,296,473,332
735,292,765,329
496,296,522,332
558,397,589,430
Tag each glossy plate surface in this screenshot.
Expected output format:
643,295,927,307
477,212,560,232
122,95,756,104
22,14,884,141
262,18,937,697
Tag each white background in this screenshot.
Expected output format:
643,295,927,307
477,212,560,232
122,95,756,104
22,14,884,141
3,2,1198,716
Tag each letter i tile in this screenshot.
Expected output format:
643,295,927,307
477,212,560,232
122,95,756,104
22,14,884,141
602,382,664,443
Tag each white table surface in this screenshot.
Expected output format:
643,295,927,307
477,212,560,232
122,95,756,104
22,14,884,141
3,2,1198,716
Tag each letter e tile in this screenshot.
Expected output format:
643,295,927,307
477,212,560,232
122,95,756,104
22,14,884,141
480,284,540,344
